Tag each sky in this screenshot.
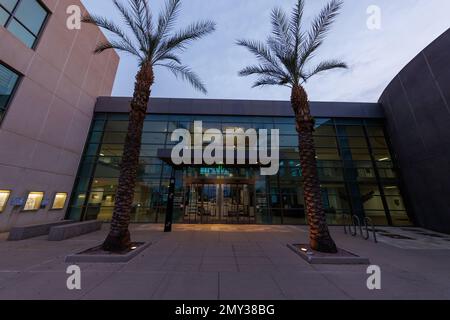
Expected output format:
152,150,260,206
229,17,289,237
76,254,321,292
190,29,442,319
81,0,450,103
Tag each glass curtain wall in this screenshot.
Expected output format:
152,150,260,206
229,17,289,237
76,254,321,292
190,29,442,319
67,113,411,226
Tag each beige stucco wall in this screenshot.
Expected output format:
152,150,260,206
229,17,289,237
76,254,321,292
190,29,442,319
0,0,119,231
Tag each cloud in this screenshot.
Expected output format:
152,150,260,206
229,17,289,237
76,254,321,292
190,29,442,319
81,0,450,102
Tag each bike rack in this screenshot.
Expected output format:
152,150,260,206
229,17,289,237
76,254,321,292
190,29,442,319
364,217,378,243
343,214,378,243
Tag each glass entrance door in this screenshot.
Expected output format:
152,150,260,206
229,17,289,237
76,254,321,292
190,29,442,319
182,183,255,224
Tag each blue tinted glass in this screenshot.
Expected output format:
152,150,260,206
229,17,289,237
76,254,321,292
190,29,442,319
0,63,19,109
14,0,47,34
0,0,18,12
7,18,36,47
0,6,9,25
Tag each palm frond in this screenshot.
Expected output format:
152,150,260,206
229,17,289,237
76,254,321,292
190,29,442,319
238,65,288,79
271,7,292,53
129,0,152,32
305,60,347,80
157,0,181,39
153,20,216,63
299,0,343,67
252,76,288,88
237,0,345,88
94,40,142,58
157,52,182,64
290,0,304,40
157,62,207,94
138,0,153,35
236,39,282,71
82,14,141,58
290,0,305,64
165,21,216,51
113,0,148,52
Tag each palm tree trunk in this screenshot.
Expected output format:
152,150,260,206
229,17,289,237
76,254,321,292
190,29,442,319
103,61,154,252
291,85,337,253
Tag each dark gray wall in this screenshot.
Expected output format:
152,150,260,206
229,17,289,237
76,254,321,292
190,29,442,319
379,28,450,234
95,97,384,118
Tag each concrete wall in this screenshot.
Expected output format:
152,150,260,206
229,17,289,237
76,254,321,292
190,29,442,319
0,0,119,231
379,28,450,233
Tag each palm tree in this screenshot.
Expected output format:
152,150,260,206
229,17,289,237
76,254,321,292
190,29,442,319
237,0,347,253
83,0,216,252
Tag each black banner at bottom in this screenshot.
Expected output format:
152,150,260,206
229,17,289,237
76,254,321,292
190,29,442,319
1,300,447,319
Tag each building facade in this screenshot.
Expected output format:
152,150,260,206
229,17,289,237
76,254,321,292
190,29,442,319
66,98,411,227
0,1,448,232
380,28,450,233
0,0,119,232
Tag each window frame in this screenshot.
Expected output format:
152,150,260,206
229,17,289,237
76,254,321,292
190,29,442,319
0,61,21,125
50,192,68,211
0,0,50,50
0,189,11,213
22,191,45,212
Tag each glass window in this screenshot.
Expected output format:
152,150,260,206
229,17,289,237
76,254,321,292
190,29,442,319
337,125,364,136
3,0,48,48
314,125,335,136
0,0,18,12
0,6,9,25
102,132,126,144
23,192,44,211
91,120,105,132
314,136,337,148
0,190,11,212
366,126,385,137
0,63,20,122
143,121,168,132
347,137,368,148
142,132,168,144
316,148,341,161
51,192,67,210
275,123,297,134
373,150,391,162
13,0,47,34
104,121,128,132
370,136,388,149
7,19,35,47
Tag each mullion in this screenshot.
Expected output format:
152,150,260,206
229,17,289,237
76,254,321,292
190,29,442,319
7,0,40,37
10,16,39,38
0,3,11,13
0,3,12,26
3,0,19,28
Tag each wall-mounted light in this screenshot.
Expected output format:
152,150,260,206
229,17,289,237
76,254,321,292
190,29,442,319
23,192,45,211
0,190,11,213
51,193,68,210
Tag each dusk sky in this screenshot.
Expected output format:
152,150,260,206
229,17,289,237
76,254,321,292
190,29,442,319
81,0,450,102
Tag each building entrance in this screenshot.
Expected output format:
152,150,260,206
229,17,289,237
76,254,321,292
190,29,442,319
182,183,256,224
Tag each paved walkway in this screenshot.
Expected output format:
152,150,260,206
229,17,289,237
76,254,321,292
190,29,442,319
0,224,449,300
